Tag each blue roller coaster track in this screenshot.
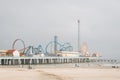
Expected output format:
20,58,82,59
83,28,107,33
45,41,73,54
24,41,73,56
24,45,44,56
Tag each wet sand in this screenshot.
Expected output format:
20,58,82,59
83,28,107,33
0,66,120,80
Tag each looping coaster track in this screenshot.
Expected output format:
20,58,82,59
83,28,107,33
12,39,25,53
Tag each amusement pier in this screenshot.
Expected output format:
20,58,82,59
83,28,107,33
0,37,119,66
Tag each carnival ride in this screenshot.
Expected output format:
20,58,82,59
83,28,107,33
12,37,73,56
45,41,73,54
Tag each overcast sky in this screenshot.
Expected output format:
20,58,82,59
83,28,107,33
0,0,120,59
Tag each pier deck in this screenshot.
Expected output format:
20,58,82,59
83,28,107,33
0,57,118,65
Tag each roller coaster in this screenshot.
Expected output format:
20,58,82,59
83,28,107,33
23,42,73,56
45,41,73,54
13,37,73,56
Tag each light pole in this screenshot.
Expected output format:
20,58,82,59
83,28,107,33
78,20,80,52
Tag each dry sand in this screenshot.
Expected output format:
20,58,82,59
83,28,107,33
0,66,120,80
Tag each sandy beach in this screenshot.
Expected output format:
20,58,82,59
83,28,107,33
0,65,120,80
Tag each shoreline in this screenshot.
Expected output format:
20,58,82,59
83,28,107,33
0,66,120,80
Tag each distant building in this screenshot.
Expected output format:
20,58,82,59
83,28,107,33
0,50,20,57
57,51,82,57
